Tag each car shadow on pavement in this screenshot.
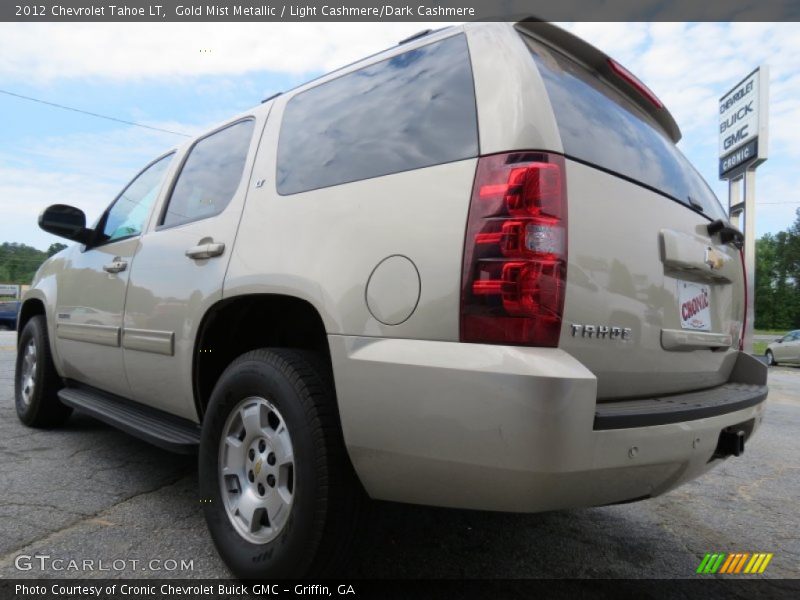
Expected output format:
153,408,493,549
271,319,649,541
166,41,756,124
63,411,119,431
342,498,690,579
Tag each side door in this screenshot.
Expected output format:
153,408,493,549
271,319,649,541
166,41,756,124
54,153,175,398
773,332,795,362
787,331,800,363
122,116,262,420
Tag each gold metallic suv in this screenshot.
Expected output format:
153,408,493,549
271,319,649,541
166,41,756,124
16,20,767,578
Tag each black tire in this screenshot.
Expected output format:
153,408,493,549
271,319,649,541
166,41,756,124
766,350,777,366
15,315,71,427
199,348,362,578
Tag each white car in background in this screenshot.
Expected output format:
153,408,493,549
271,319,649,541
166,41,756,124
766,331,800,366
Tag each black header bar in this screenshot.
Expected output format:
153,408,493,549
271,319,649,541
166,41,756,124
3,0,800,22
3,578,800,600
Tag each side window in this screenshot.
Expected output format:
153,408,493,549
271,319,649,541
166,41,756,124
276,34,478,195
99,153,174,244
161,119,255,228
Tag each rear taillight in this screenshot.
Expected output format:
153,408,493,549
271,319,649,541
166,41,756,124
739,248,747,351
460,152,567,347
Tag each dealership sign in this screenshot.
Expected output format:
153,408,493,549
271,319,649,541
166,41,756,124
719,67,768,178
0,284,20,298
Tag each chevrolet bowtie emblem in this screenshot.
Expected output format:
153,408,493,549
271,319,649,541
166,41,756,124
705,247,725,270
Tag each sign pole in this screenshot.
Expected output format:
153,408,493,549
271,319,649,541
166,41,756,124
718,65,768,355
728,177,742,229
742,168,757,353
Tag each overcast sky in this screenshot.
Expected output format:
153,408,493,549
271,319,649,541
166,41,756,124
1,22,798,251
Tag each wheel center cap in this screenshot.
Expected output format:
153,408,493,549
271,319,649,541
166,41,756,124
254,458,263,477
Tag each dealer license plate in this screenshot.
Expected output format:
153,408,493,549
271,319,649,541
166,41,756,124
678,280,711,331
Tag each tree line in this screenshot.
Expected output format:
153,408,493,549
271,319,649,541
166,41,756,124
1,210,799,331
755,208,800,331
0,242,67,286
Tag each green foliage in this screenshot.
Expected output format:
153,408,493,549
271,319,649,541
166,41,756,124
0,242,51,285
754,208,800,330
47,243,68,257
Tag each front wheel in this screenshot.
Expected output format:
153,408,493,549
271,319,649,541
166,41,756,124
15,315,71,427
765,350,777,366
199,349,361,578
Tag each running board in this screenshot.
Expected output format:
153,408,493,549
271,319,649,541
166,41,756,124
58,387,201,454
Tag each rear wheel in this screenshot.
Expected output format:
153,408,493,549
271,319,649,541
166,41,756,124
199,348,361,578
15,315,71,427
765,350,777,366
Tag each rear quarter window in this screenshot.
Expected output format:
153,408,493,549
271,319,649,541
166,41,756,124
524,37,726,221
276,33,478,195
161,119,255,228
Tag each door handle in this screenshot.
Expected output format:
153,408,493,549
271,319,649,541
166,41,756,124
102,258,128,273
186,242,225,260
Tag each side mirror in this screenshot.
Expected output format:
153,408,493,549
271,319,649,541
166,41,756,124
38,204,93,244
775,338,783,343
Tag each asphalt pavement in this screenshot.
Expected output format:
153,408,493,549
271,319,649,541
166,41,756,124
0,330,798,580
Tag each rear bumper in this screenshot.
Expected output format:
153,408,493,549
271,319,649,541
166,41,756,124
329,336,767,513
594,353,767,429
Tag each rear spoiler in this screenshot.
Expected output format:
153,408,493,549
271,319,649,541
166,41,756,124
514,19,682,144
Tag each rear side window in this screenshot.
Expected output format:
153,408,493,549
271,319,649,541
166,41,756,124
525,38,726,221
161,119,255,228
276,34,478,195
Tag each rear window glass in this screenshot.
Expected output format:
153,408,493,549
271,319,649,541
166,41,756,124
276,34,478,195
524,38,726,221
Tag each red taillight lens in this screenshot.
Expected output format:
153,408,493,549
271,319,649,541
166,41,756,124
607,58,664,110
461,152,567,347
739,248,747,351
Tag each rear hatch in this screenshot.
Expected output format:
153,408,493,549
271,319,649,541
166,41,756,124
518,23,745,400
